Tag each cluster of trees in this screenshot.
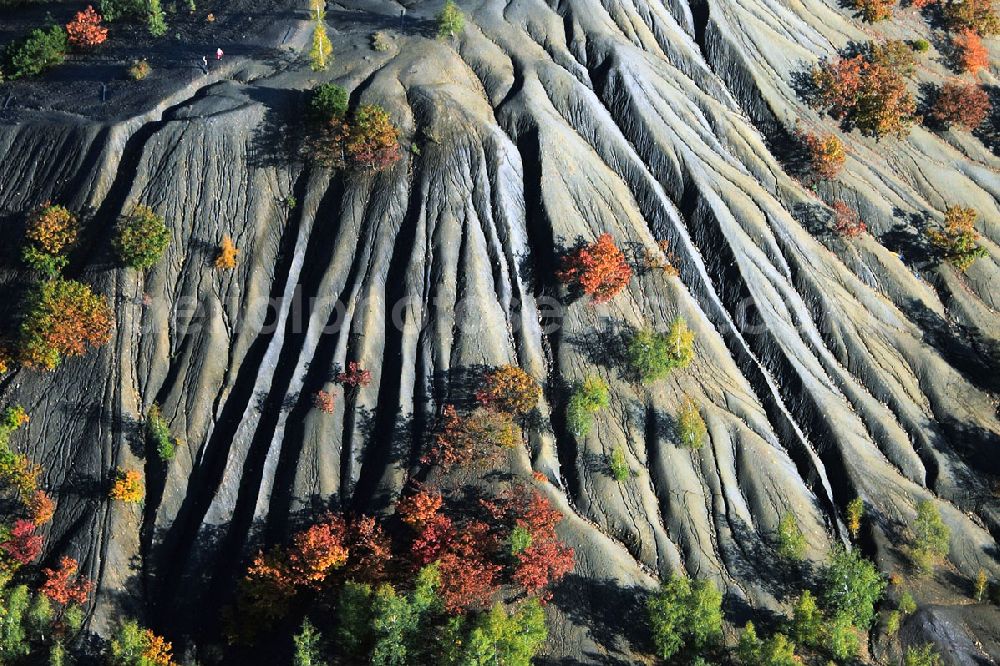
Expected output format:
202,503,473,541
811,41,917,139
306,84,403,172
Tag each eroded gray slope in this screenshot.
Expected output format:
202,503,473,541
0,0,998,662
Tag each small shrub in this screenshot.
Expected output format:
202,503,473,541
476,365,541,416
899,589,917,615
826,612,861,660
336,361,372,390
953,29,989,73
886,609,902,635
776,513,806,560
626,321,695,383
927,205,987,271
372,31,392,51
314,390,335,414
215,236,239,269
790,590,823,647
146,404,176,462
346,105,401,171
114,205,170,269
565,376,610,438
8,26,67,79
109,620,175,666
310,22,333,71
908,499,950,574
128,59,150,80
912,38,930,53
646,575,723,661
109,468,144,503
66,6,108,49
643,239,680,277
944,0,1000,35
308,83,348,122
802,132,846,179
932,81,991,130
147,0,167,37
437,0,465,39
975,569,988,601
676,397,707,449
820,545,886,629
22,204,78,275
905,644,942,666
608,446,630,482
832,200,866,237
852,0,893,22
846,497,864,539
556,233,632,303
18,279,113,371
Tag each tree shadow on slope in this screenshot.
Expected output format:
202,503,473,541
898,297,1000,395
974,85,1000,156
246,87,307,170
880,208,936,268
547,574,654,663
325,9,438,38
427,364,489,411
564,318,631,376
725,518,817,605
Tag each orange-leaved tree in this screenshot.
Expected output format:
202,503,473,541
801,132,847,179
22,203,79,275
109,468,144,503
66,6,108,49
18,278,113,370
476,365,542,416
346,104,401,171
216,236,238,269
556,233,632,303
952,29,989,73
41,555,93,606
852,0,893,22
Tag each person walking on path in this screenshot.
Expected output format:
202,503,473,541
216,48,224,60
201,55,209,74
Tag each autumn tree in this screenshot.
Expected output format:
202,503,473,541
944,0,1000,35
932,81,991,129
831,200,866,237
216,235,238,269
1,519,43,565
853,0,893,22
18,278,113,371
952,29,989,73
423,405,521,468
927,205,988,270
108,620,176,666
802,132,847,179
313,390,335,414
397,486,443,528
345,105,401,171
66,6,108,49
336,361,372,390
109,468,144,503
556,233,632,303
22,204,78,275
476,365,542,416
40,556,92,606
812,49,917,138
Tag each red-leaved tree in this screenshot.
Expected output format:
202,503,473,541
556,233,632,303
66,6,108,49
932,80,992,129
336,361,372,390
1,519,43,565
832,200,867,238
